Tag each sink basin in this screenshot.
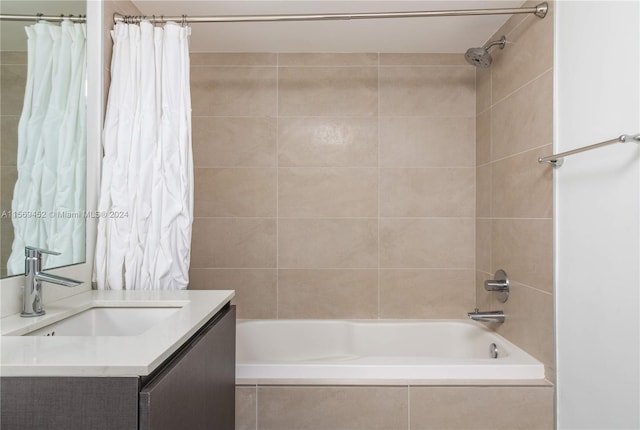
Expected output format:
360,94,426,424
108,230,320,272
25,307,181,337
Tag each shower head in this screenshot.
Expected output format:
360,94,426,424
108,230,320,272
464,36,506,68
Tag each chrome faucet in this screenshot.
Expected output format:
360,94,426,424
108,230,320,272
468,308,505,323
484,269,509,302
21,246,83,318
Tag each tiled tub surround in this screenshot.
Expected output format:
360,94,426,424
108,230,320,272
236,385,553,430
184,49,555,428
475,0,555,380
188,52,477,322
234,318,552,429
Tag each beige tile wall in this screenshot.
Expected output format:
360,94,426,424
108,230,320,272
0,51,26,277
475,0,555,380
236,384,554,430
188,53,477,320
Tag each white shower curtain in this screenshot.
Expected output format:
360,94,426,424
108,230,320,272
7,20,87,275
95,21,193,290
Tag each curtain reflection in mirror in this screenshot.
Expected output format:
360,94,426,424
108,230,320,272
7,19,86,275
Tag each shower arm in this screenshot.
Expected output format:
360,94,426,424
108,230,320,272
483,37,507,51
113,2,548,24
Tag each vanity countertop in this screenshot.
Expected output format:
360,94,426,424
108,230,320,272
0,289,234,377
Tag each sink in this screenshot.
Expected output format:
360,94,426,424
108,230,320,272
24,307,181,337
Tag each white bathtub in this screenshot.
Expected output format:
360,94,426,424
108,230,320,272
236,319,545,384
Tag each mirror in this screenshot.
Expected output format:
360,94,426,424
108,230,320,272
0,1,87,278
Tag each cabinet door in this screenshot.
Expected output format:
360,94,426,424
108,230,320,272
0,377,139,430
139,305,236,430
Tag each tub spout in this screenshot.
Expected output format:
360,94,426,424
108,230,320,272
468,308,505,323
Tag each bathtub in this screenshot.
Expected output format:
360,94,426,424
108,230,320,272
236,319,545,384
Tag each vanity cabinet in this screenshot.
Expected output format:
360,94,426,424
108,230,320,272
0,304,236,430
139,304,235,430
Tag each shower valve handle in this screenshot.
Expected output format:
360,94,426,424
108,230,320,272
485,280,508,291
484,269,510,303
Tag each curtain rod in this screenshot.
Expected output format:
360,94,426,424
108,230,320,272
114,2,548,24
0,14,86,23
538,134,640,167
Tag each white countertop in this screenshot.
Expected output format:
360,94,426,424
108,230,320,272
0,290,234,377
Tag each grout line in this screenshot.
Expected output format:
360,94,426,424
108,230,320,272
194,166,278,169
379,64,471,68
280,64,379,69
512,281,553,296
407,385,411,430
488,64,493,281
190,64,278,68
193,165,476,169
304,114,477,119
505,11,533,40
477,217,552,221
192,114,479,119
254,385,258,430
280,166,475,169
192,114,476,119
191,268,278,271
275,52,280,320
194,216,279,219
280,165,475,169
475,141,554,168
191,115,278,119
488,61,493,161
490,66,553,108
476,105,492,117
473,67,478,309
189,64,473,69
201,267,473,270
191,115,276,118
377,52,381,320
194,216,478,220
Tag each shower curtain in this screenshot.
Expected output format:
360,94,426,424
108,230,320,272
7,20,87,276
94,21,193,290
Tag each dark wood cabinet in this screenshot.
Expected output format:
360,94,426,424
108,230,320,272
139,304,235,430
0,377,140,429
0,304,236,430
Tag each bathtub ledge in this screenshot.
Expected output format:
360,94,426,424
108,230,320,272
236,378,553,386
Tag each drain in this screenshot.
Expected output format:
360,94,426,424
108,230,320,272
489,343,498,359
